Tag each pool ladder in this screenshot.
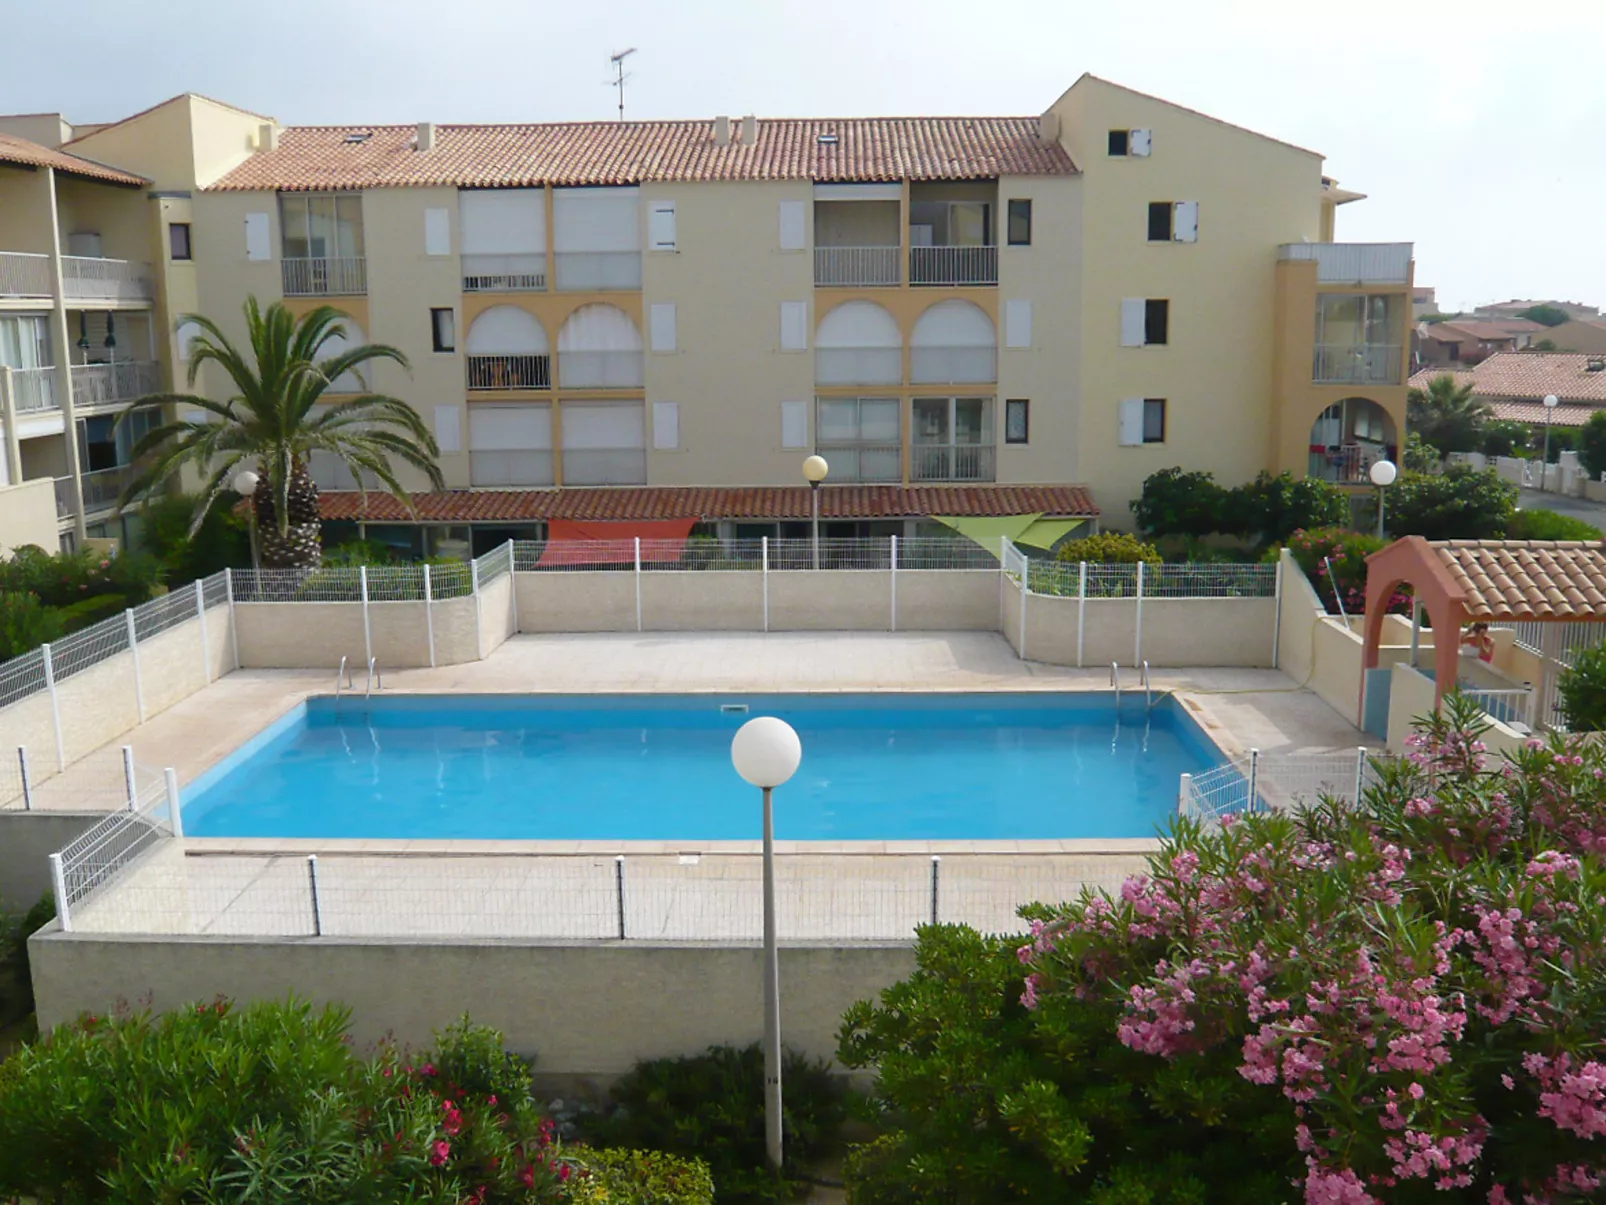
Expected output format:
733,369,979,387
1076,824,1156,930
366,657,383,698
1112,661,1157,711
334,656,355,707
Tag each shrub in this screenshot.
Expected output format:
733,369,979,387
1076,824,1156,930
321,537,410,567
0,546,161,608
1558,643,1606,731
1505,509,1602,542
1129,467,1228,538
1285,527,1406,616
137,491,251,586
0,891,53,1030
1403,430,1440,473
579,1043,848,1205
0,591,64,662
1056,532,1163,566
53,592,127,634
1580,410,1606,480
1386,465,1517,541
1231,470,1350,545
1482,420,1533,460
569,1148,716,1205
1541,426,1577,461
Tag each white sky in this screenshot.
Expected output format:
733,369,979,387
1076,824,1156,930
4,0,1601,313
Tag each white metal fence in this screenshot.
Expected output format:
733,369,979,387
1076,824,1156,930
510,536,1001,574
1180,747,1374,823
49,758,181,933
1028,559,1278,600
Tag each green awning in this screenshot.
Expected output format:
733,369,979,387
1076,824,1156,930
1016,517,1086,551
933,514,1043,560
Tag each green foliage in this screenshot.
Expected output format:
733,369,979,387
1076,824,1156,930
568,1149,715,1205
1533,338,1559,352
320,538,411,568
1558,644,1606,731
1505,508,1602,541
137,490,251,586
1230,471,1349,544
0,545,161,608
52,593,128,634
1056,532,1163,566
1480,420,1533,459
1517,303,1570,326
1580,410,1606,480
579,1043,847,1205
1129,467,1227,539
1131,468,1346,547
0,891,54,1030
1540,426,1577,460
0,591,64,662
1285,527,1395,616
1403,430,1440,472
1407,373,1491,453
1386,465,1517,540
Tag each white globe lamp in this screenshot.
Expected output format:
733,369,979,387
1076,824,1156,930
731,716,802,788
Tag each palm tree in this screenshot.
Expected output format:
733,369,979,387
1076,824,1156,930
118,298,443,568
1406,373,1491,455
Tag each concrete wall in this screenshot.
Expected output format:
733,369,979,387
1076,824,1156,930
234,598,485,669
1020,591,1276,668
516,573,636,633
894,570,998,631
641,571,765,631
1387,662,1438,751
0,478,59,552
31,930,915,1080
767,571,889,631
478,573,516,657
0,813,100,910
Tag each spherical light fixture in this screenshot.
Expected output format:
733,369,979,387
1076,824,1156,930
731,716,802,789
801,455,829,485
1544,394,1560,409
233,469,260,495
1368,460,1398,487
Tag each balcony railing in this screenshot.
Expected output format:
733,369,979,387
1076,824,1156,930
7,366,61,414
462,254,547,292
815,443,902,483
1279,242,1413,284
53,476,74,519
1313,343,1402,385
282,256,367,297
559,350,644,389
912,444,996,483
909,347,997,385
814,348,902,386
814,246,900,287
0,251,52,298
80,465,132,513
470,450,555,487
62,256,153,303
466,354,552,391
71,361,161,407
554,252,642,292
561,447,647,486
1309,444,1388,486
909,245,997,286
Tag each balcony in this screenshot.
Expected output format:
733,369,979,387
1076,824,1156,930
816,443,902,483
466,354,551,391
54,466,133,519
7,366,60,414
1279,243,1412,285
1313,343,1402,385
909,245,997,287
470,450,555,488
462,254,547,293
554,252,641,292
0,252,52,298
911,444,996,483
814,246,900,287
282,256,367,297
0,252,154,302
561,448,646,486
71,361,160,407
559,350,644,389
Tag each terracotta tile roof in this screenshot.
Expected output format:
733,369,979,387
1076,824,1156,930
1433,540,1606,621
318,484,1098,523
1487,400,1597,428
0,132,147,187
1433,321,1519,343
207,118,1077,192
1410,354,1606,404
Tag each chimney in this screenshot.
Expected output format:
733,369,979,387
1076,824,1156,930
1037,111,1060,143
416,122,436,152
258,123,278,152
740,114,757,147
714,115,731,146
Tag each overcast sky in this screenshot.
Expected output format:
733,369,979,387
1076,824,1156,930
3,0,1600,313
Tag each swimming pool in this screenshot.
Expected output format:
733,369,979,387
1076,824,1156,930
182,693,1225,842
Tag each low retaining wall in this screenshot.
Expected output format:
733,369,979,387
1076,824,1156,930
0,813,102,908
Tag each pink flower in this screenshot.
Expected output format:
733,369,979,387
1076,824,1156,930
520,1164,535,1187
429,1139,450,1166
420,1063,437,1077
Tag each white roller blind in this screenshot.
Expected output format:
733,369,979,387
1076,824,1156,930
1173,201,1199,243
553,187,640,252
780,301,808,350
424,207,451,256
1118,398,1144,446
652,401,679,449
778,200,806,251
1120,299,1146,346
781,401,807,449
434,404,462,453
650,303,677,352
244,212,270,261
563,403,645,449
648,201,677,251
459,189,545,254
469,405,552,449
1005,300,1032,349
1130,128,1152,156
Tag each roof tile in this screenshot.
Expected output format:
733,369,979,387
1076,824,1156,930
1432,540,1606,621
0,132,147,187
1410,354,1606,406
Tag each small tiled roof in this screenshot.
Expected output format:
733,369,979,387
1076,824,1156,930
0,132,147,187
318,484,1098,523
208,117,1077,192
1487,400,1597,428
1410,354,1606,404
1433,540,1606,621
1433,320,1519,343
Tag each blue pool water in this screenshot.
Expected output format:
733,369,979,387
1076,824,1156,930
182,694,1224,841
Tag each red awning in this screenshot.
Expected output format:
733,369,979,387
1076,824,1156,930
537,518,698,567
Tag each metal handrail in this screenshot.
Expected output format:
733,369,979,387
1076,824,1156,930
335,655,350,706
1109,662,1120,697
366,657,382,699
1142,660,1152,710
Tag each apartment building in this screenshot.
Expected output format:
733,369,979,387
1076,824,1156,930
0,78,1414,554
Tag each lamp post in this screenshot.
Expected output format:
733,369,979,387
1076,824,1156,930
1369,458,1397,540
802,455,828,570
233,468,261,570
730,715,803,1170
1542,393,1560,491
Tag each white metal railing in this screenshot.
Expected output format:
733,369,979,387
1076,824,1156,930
1028,560,1278,599
79,465,133,513
1310,443,1385,486
61,256,153,302
9,365,60,413
1460,685,1537,730
561,447,647,486
0,250,52,298
553,251,642,292
814,347,902,386
1180,747,1374,823
559,350,644,388
814,443,902,483
281,256,367,297
469,449,555,487
71,360,161,406
909,346,997,384
466,354,551,391
52,476,74,519
814,246,900,286
911,444,996,482
1313,343,1402,385
909,245,997,286
1278,242,1413,284
461,253,547,292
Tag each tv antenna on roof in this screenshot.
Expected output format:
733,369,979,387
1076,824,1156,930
609,48,637,121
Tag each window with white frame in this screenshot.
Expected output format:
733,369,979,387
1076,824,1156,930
561,400,646,485
469,403,554,486
911,396,994,481
815,396,900,483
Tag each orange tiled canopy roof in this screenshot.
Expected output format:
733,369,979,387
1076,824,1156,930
0,132,147,187
1433,539,1606,621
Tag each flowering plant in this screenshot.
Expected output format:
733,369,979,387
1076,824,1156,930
1287,527,1410,617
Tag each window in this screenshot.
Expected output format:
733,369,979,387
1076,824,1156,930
1108,128,1152,157
168,222,192,261
1149,201,1198,243
1006,199,1032,246
1143,398,1166,442
280,194,364,260
1108,129,1129,156
909,201,991,247
431,307,456,353
1117,397,1167,445
1145,299,1169,345
1005,399,1029,444
912,397,994,481
815,396,901,482
1147,202,1172,242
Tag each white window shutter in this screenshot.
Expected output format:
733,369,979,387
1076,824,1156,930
1005,300,1033,349
778,201,806,251
434,404,462,454
648,201,677,251
1130,128,1152,157
424,207,451,256
244,212,270,261
1120,299,1146,346
780,301,808,350
652,402,680,450
649,303,677,352
1173,201,1199,243
781,401,807,449
1118,398,1145,446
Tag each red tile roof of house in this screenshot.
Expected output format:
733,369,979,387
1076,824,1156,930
1428,320,1519,343
1411,354,1606,404
0,132,147,187
208,118,1077,192
1433,540,1606,621
319,484,1098,523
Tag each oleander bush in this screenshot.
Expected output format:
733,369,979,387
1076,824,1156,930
1286,527,1408,616
1131,468,1349,546
1385,466,1518,541
1055,532,1164,566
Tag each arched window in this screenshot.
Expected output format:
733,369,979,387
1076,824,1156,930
466,306,551,390
557,304,643,388
815,300,901,385
1308,397,1398,484
910,300,995,384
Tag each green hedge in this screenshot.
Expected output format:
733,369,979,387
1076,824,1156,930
570,1148,715,1205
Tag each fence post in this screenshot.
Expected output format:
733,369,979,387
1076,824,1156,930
49,853,71,933
224,568,240,671
929,855,940,926
359,566,372,667
1018,544,1028,661
1247,747,1260,813
471,558,484,658
506,539,519,634
1076,561,1087,668
42,642,64,772
998,535,1006,630
122,745,137,810
761,537,770,632
423,564,437,669
17,746,32,811
1354,746,1368,805
164,767,184,838
615,855,626,940
124,608,145,723
1271,558,1284,670
634,537,643,633
194,579,211,684
307,855,323,937
889,535,898,633
1178,772,1193,817
1134,560,1145,668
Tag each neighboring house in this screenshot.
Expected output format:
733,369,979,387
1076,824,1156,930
0,76,1417,553
1409,353,1606,430
1546,319,1606,355
1412,285,1438,319
1415,320,1520,368
1475,298,1600,321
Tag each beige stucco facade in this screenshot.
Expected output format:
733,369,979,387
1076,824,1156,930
0,477,58,551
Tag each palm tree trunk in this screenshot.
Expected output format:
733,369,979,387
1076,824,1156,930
253,460,323,569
